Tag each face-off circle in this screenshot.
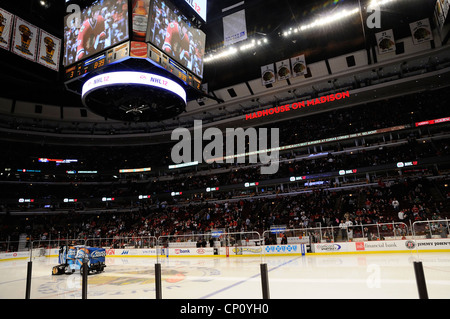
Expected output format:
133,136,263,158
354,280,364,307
82,71,187,122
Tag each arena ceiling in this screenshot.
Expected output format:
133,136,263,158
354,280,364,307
0,0,445,143
0,0,437,102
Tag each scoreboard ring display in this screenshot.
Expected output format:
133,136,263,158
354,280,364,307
81,71,187,122
63,0,207,122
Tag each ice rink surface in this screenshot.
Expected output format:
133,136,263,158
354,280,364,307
1,252,449,299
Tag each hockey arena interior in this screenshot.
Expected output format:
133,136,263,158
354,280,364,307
0,0,450,302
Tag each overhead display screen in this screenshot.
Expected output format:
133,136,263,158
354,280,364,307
184,0,207,22
63,0,129,66
146,0,206,79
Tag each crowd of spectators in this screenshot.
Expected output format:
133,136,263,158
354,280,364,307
1,87,450,247
1,174,449,245
1,86,449,175
1,135,448,207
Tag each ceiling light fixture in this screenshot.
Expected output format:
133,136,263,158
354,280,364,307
283,7,360,36
204,37,268,63
368,0,397,9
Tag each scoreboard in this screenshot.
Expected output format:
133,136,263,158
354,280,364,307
64,41,129,82
63,0,206,99
64,40,203,92
147,42,202,91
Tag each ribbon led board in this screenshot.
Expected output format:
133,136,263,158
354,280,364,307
81,71,187,122
82,71,186,103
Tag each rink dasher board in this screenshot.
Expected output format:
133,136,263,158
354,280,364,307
2,240,450,261
0,251,31,261
40,245,307,258
312,238,450,254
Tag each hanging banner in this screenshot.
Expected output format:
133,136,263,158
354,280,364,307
410,18,433,45
223,9,247,46
261,63,275,86
440,0,449,19
375,29,396,54
290,54,307,77
37,29,61,71
276,59,291,81
434,0,446,30
0,8,14,51
11,17,39,61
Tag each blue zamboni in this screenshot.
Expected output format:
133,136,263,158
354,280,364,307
52,245,106,275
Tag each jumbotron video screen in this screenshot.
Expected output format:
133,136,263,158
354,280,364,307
63,0,129,66
146,0,206,79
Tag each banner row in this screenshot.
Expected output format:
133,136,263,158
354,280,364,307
0,7,61,71
260,18,434,86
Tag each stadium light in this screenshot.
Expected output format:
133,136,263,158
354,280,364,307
204,37,269,63
283,7,360,36
204,0,396,63
368,0,398,9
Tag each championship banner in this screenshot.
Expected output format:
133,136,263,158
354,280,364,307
261,63,275,86
276,59,291,81
290,54,307,77
223,9,247,46
37,29,61,71
0,8,14,51
410,18,433,45
11,16,39,62
434,0,446,30
375,29,396,55
439,0,449,19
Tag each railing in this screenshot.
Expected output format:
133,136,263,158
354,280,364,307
412,218,450,239
85,236,158,249
0,221,413,254
261,222,409,247
410,219,450,299
158,231,262,247
3,219,444,257
0,241,21,253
